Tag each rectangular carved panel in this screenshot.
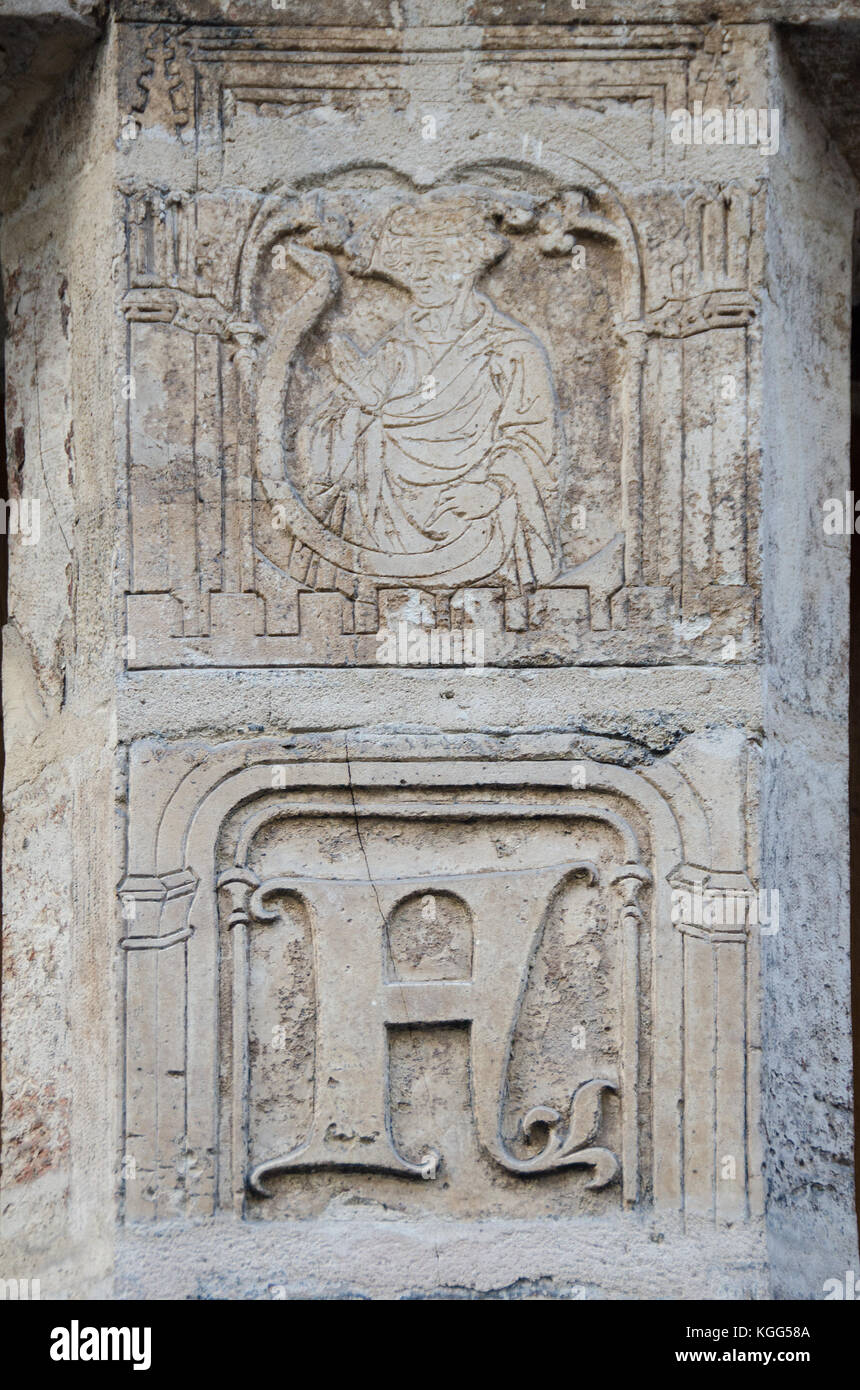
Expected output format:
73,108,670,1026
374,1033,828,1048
119,736,759,1227
118,21,763,669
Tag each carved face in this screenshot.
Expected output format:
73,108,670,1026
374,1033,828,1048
367,200,507,303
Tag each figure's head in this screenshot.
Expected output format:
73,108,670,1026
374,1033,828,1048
363,196,507,303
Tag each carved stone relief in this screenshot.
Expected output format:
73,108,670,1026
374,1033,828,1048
118,734,759,1226
113,16,764,1251
3,0,857,1306
119,21,761,669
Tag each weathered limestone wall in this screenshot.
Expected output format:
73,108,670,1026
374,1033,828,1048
0,2,102,172
1,28,119,1297
0,1,857,1300
760,30,859,1298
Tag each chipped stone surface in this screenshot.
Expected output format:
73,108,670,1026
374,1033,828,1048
115,1212,771,1301
759,33,858,1298
0,3,103,175
109,2,860,22
0,4,857,1301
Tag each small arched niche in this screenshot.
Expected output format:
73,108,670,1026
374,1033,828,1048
385,889,473,982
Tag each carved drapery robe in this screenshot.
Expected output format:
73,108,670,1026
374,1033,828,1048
297,293,558,590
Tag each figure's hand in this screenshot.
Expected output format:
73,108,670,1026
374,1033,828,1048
486,449,525,496
326,335,380,410
428,480,502,528
327,334,362,382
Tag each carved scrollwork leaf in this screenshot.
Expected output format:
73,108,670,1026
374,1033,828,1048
559,1078,616,1156
508,1078,619,1184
